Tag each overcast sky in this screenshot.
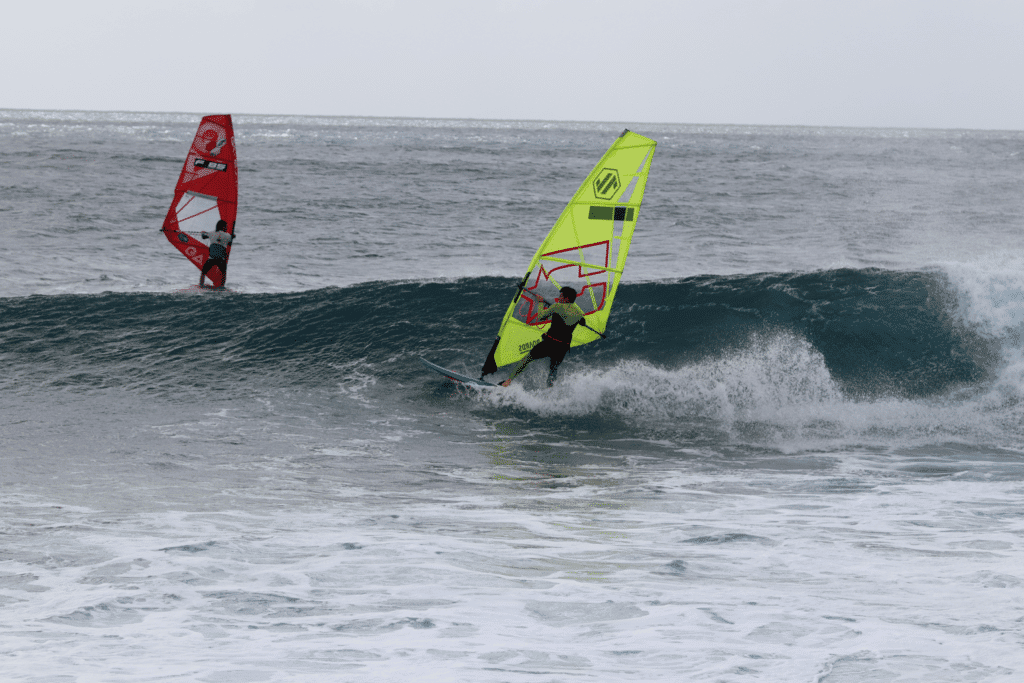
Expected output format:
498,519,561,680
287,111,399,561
4,0,1023,130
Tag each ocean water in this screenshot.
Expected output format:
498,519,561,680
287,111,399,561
2,109,1024,681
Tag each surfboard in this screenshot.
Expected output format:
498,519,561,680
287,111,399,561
479,129,657,378
419,358,497,387
172,285,235,294
160,115,239,288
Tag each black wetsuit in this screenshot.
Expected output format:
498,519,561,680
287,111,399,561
518,301,586,386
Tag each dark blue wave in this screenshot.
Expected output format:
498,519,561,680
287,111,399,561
0,269,996,397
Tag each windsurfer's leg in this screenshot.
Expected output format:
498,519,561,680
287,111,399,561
547,361,559,387
547,356,566,387
199,258,214,286
500,355,534,387
200,258,226,287
546,347,569,387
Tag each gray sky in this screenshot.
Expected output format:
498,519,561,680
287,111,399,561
4,0,1024,129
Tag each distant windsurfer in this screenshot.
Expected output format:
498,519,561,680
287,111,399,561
199,220,234,288
501,286,586,388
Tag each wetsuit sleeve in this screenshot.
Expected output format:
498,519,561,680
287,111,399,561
539,302,584,324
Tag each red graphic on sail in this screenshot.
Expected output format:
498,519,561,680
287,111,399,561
512,241,610,325
161,115,238,287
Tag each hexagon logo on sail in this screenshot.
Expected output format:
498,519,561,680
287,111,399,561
593,168,620,200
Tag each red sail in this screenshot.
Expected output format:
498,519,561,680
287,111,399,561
161,115,238,288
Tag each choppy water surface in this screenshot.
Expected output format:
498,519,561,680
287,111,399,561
2,109,1024,681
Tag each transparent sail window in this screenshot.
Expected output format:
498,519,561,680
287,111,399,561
512,242,611,325
174,191,222,234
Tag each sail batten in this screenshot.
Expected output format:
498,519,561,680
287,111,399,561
535,257,624,274
481,130,657,375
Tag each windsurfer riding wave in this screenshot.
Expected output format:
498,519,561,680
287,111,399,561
501,286,585,387
199,220,235,288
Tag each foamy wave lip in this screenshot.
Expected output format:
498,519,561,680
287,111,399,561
941,258,1024,336
480,331,1024,452
481,332,839,418
937,259,1024,417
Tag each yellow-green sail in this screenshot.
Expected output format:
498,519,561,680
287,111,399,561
481,129,657,376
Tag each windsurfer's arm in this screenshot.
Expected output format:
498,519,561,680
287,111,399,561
556,303,604,339
536,298,565,320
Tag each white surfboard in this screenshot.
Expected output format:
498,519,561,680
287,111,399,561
420,357,497,387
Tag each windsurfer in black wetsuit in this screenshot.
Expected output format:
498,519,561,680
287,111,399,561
199,220,235,288
501,286,586,388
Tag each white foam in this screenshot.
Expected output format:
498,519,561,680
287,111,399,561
3,468,1022,681
482,330,1024,454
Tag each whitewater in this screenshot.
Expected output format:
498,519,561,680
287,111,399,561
2,109,1024,682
